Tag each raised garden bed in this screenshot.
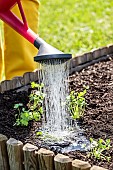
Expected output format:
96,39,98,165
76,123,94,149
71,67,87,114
0,45,113,169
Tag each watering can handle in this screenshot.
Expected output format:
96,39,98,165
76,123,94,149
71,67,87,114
0,0,42,48
16,0,28,29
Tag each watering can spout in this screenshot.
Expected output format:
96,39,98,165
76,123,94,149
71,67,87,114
0,0,72,63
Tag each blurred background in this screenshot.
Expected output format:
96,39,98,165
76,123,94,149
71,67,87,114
39,0,113,56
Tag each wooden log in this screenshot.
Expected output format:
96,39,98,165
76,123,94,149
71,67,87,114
34,69,43,83
92,48,101,59
29,72,35,82
91,165,108,170
12,76,24,90
1,80,7,92
37,148,54,170
86,52,93,62
100,47,108,56
76,54,87,65
5,80,12,91
54,153,72,170
69,58,74,70
0,134,9,170
107,44,113,54
23,72,31,85
72,159,91,170
33,69,40,82
23,143,38,170
7,138,24,170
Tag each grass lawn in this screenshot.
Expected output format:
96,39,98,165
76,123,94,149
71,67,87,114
39,0,113,56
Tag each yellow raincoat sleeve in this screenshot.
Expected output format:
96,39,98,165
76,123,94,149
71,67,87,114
0,35,2,80
3,0,40,80
0,23,3,80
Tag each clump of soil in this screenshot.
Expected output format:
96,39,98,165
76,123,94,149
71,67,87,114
0,58,113,169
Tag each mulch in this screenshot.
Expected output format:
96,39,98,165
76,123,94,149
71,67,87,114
0,57,113,169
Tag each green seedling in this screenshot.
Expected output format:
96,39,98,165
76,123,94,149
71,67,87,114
36,131,43,137
14,82,45,126
66,86,88,119
14,106,31,126
89,138,111,162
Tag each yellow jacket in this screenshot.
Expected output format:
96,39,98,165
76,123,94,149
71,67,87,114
0,0,40,80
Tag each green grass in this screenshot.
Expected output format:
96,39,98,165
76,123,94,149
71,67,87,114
39,0,113,56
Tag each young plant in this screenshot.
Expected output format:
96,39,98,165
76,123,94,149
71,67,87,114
14,103,31,126
66,86,88,119
89,138,111,162
14,82,45,126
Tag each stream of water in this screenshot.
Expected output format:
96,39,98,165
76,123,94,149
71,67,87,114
41,60,69,137
38,59,90,152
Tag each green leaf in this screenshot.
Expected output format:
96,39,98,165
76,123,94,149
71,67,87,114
89,138,111,162
20,119,28,126
31,82,39,88
14,103,23,109
36,131,43,136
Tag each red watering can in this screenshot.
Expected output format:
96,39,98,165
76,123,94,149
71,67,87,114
0,0,72,63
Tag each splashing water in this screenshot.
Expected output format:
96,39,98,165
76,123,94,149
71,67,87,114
37,59,90,152
41,60,70,138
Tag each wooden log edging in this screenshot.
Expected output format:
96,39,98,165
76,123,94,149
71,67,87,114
72,159,91,170
54,154,72,170
0,44,113,93
0,134,9,170
0,134,109,170
7,138,24,170
37,148,54,170
69,44,113,75
23,143,38,170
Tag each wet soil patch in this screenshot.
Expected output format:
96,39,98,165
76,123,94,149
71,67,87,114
0,57,113,169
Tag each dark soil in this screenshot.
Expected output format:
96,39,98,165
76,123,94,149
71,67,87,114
0,57,113,169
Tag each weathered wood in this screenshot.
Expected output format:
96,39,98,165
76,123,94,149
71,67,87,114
91,165,108,170
23,72,31,85
23,72,38,85
29,72,35,82
1,80,7,92
34,69,43,83
7,138,24,170
12,76,24,89
5,80,12,91
107,44,113,54
100,47,108,56
86,52,93,62
54,153,72,170
72,159,91,170
33,69,40,82
92,48,101,59
37,148,54,170
0,134,9,170
69,53,113,75
23,143,38,170
69,58,74,70
76,54,87,65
